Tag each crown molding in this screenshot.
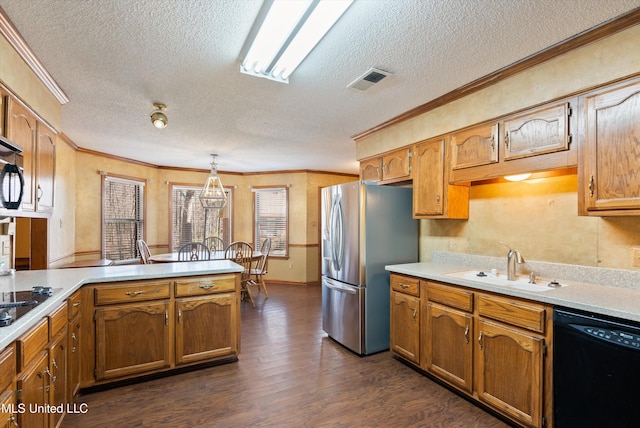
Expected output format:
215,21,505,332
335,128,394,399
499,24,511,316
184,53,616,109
0,7,69,104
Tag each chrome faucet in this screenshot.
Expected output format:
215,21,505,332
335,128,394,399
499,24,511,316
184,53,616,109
507,248,524,280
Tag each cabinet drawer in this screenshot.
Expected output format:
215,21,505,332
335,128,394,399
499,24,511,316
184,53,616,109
95,281,171,305
426,281,473,312
390,274,419,297
477,294,546,333
175,275,236,297
68,291,82,320
0,345,15,393
48,302,67,338
16,317,48,371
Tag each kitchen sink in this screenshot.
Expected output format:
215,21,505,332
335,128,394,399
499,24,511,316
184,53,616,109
444,270,568,292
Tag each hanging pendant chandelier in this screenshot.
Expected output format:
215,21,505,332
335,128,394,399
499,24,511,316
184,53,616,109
199,154,227,210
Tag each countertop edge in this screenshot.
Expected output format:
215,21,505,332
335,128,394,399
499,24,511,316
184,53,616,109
0,261,244,350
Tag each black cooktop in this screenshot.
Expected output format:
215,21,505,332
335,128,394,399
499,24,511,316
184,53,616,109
0,286,56,327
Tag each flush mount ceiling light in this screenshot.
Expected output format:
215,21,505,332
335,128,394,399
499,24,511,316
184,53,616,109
241,0,353,83
150,103,168,129
200,154,227,210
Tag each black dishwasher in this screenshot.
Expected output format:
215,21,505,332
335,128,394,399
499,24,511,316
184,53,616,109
554,307,640,427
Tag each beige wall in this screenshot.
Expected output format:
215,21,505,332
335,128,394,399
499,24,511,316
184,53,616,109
356,24,640,270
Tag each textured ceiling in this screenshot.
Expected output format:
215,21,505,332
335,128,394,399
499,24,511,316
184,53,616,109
1,0,639,173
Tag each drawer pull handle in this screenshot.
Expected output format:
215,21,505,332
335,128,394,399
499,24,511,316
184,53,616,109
464,325,470,344
199,283,215,290
399,283,410,289
125,290,145,296
73,301,81,307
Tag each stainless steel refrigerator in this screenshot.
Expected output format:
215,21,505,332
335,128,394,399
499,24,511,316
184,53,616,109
321,181,418,355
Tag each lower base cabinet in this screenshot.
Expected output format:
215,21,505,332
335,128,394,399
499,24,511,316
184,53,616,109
390,274,552,428
17,350,49,428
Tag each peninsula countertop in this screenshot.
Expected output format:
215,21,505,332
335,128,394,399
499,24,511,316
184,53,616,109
0,260,244,349
386,261,640,324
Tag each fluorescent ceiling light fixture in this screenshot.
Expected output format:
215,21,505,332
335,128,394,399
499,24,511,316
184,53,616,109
241,0,354,83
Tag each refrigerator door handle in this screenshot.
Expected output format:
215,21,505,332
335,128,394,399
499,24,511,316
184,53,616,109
330,194,344,271
322,278,357,295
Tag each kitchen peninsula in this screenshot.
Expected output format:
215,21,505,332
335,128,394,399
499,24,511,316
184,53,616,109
0,261,242,427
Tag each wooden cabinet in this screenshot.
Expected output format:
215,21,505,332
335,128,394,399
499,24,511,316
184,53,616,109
85,274,240,385
389,275,552,427
6,96,56,213
95,300,171,380
16,318,50,428
412,138,469,219
424,282,473,393
174,273,238,365
67,292,81,401
451,122,499,170
0,89,6,137
0,390,17,428
580,77,640,215
0,345,16,428
360,147,412,184
48,330,67,428
389,274,420,364
503,101,571,160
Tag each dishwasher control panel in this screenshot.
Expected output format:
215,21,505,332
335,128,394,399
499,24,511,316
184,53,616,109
571,324,640,350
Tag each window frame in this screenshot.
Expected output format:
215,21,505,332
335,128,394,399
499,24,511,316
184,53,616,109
169,183,233,252
252,185,289,258
101,174,146,263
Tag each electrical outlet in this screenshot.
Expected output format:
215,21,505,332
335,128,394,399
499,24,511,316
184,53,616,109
633,248,640,267
288,263,293,270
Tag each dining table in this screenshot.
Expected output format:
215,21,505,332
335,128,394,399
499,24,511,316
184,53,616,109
149,250,262,263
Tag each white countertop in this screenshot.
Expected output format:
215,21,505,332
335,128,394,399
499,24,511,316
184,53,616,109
0,260,244,349
386,261,640,324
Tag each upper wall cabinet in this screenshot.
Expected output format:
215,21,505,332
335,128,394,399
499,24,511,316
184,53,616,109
7,96,56,214
0,90,6,137
450,98,578,183
413,138,469,219
451,122,499,170
360,147,412,184
579,77,640,215
503,102,572,160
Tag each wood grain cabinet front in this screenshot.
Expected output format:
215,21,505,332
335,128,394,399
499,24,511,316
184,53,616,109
359,147,412,184
450,122,499,170
95,301,171,380
580,76,640,215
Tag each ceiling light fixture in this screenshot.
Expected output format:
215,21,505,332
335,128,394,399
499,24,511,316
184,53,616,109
504,173,532,182
200,154,227,210
241,0,353,83
150,103,168,129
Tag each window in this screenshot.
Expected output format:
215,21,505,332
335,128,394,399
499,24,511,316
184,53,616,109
253,187,288,257
102,175,145,262
170,185,232,251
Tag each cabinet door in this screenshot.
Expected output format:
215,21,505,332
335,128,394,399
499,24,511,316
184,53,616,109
451,123,498,169
7,98,36,212
17,350,49,428
36,121,56,213
413,138,445,216
0,390,17,428
67,315,81,401
476,318,543,427
583,78,640,211
381,148,411,183
360,157,381,181
49,329,67,428
503,102,571,160
0,91,6,137
390,291,420,365
95,301,171,380
175,294,237,364
425,302,473,393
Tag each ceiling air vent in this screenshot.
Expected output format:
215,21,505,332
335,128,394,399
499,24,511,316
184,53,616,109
347,67,394,91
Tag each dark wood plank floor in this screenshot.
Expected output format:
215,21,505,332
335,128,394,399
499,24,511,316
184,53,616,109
64,284,510,427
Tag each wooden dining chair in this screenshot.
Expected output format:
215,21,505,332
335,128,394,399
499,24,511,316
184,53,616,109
250,238,271,299
224,241,255,306
136,239,152,264
203,236,225,252
178,242,211,261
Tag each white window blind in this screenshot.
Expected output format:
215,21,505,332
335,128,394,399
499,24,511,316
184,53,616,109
170,185,232,251
102,176,144,261
253,187,288,257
